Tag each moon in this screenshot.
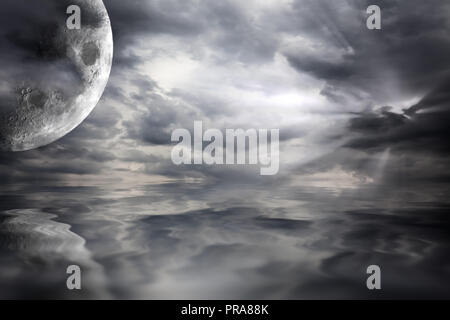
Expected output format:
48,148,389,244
0,0,113,151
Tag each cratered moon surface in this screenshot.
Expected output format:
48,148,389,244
0,0,113,151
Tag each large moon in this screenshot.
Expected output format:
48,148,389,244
0,0,113,151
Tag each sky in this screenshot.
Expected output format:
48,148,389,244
1,0,450,188
0,0,450,299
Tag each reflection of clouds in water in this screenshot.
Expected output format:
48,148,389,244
0,209,109,299
103,204,450,299
2,209,89,257
305,207,450,299
113,207,320,299
0,183,450,299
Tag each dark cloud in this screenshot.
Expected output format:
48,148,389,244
276,0,450,191
286,0,450,102
343,78,450,167
104,0,204,70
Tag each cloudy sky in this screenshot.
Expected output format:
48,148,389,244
1,0,450,299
